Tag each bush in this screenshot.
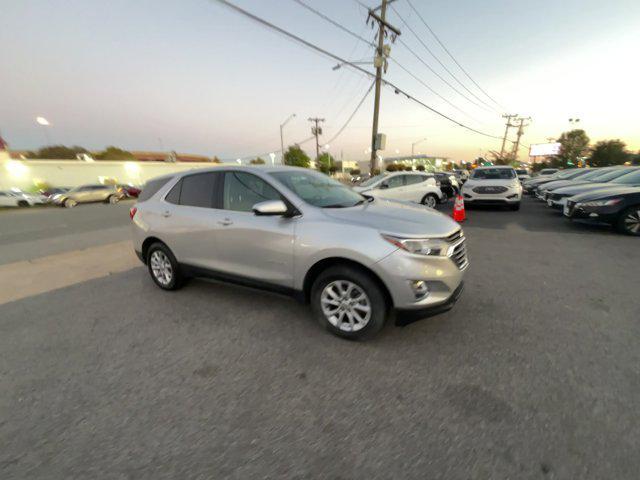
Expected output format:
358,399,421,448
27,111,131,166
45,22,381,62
416,165,425,171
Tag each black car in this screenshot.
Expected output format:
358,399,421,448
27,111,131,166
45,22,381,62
564,186,640,235
433,172,457,198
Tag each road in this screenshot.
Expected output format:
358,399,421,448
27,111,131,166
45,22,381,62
1,198,638,479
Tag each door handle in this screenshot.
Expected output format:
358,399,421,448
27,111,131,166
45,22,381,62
162,211,171,218
218,218,233,226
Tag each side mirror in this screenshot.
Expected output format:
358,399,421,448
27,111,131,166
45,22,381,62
252,199,288,216
379,183,389,189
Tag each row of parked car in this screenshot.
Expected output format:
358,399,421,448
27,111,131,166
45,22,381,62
523,166,640,236
0,184,141,208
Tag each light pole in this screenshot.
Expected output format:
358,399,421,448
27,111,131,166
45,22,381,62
36,116,52,145
280,113,296,164
411,138,427,159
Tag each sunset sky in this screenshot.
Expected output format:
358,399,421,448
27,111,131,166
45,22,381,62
1,0,639,162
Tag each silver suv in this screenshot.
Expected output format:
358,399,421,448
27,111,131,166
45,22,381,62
131,166,468,339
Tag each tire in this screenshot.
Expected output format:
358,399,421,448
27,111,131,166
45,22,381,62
63,198,77,208
616,205,640,236
421,193,439,208
106,194,119,204
509,202,521,211
17,200,30,208
146,242,184,290
310,265,387,340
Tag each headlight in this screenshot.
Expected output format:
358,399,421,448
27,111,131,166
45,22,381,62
382,234,449,256
577,198,621,208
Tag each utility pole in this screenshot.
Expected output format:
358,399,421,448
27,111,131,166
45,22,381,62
308,117,325,162
511,117,531,161
499,114,518,158
367,0,400,173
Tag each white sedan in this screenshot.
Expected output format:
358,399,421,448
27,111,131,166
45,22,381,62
353,172,445,208
0,191,36,207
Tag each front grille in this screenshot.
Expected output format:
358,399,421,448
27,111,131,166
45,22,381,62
472,186,508,194
446,229,468,270
566,200,576,215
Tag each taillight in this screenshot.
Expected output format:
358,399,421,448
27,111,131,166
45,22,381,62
129,206,137,220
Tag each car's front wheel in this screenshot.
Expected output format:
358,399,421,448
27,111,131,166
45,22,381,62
311,266,387,340
147,242,184,290
17,200,30,208
107,194,119,204
421,193,439,208
616,205,640,236
64,198,77,208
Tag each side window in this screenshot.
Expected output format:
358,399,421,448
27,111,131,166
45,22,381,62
165,180,182,204
223,172,282,212
384,175,404,189
404,175,425,186
139,177,172,202
179,173,218,208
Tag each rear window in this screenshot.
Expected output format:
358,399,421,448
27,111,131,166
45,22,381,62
138,177,172,202
175,172,219,208
471,168,516,180
515,169,528,175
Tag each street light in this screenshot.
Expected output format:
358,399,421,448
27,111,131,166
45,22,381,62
411,138,427,158
36,116,52,145
280,113,296,164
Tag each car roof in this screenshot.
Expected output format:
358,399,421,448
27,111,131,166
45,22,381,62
474,165,514,169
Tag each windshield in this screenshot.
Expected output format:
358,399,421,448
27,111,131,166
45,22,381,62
593,168,636,182
579,169,616,181
270,170,366,208
611,169,640,185
515,169,528,175
359,174,386,188
471,168,516,180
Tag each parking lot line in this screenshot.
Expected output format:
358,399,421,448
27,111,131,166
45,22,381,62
0,241,139,305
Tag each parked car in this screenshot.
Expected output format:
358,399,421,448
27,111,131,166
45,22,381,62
535,167,621,200
564,186,640,235
453,169,469,183
0,190,33,207
534,168,559,177
353,171,444,207
515,168,530,183
523,168,584,194
117,184,142,198
131,166,468,340
461,166,522,210
51,184,122,208
433,172,458,199
546,167,640,208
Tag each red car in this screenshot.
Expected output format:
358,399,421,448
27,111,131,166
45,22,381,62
117,184,142,198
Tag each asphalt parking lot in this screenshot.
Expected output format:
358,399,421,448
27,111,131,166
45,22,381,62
1,198,638,479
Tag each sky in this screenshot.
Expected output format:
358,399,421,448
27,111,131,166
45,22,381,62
1,0,639,162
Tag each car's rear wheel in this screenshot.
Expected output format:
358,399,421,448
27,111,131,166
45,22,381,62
17,200,30,207
616,205,640,236
311,266,387,340
107,194,119,204
421,193,439,208
147,242,184,290
64,198,77,208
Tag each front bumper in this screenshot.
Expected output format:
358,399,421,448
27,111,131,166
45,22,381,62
563,201,619,223
374,240,468,310
462,191,521,204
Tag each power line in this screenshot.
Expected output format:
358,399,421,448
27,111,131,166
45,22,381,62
290,0,480,125
390,4,500,114
404,0,505,111
326,80,375,144
211,0,506,143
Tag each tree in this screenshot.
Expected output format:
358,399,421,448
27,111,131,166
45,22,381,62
404,165,413,171
283,145,310,168
316,152,335,174
589,140,629,167
28,145,88,159
386,164,398,172
350,168,361,176
328,165,338,175
557,129,590,168
250,157,266,165
416,164,425,171
488,150,516,165
95,146,135,160
211,156,221,163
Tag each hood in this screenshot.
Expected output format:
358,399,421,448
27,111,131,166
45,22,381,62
570,186,640,203
322,198,460,237
539,179,592,191
524,176,559,186
352,185,369,193
554,182,613,195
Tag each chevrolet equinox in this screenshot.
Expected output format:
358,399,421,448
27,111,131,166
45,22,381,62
131,166,468,339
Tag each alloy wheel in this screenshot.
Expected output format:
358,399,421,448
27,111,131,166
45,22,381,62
624,209,640,234
424,195,437,208
150,250,173,286
320,280,371,332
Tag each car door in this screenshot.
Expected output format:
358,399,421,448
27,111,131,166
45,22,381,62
0,192,16,206
214,171,296,287
401,175,429,202
158,172,227,269
373,174,405,200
